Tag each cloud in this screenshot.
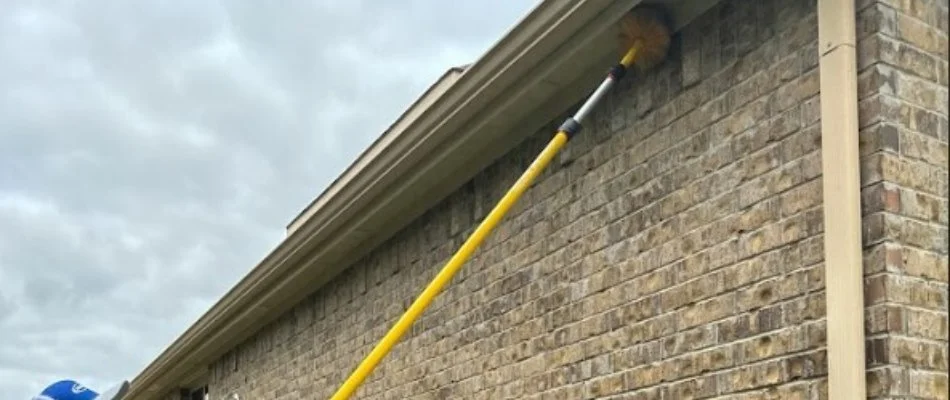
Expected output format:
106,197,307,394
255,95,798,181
0,0,536,397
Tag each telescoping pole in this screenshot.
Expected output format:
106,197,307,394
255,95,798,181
328,40,645,400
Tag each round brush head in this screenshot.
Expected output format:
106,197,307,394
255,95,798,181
616,5,673,71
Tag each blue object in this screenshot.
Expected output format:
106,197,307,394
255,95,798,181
33,380,129,400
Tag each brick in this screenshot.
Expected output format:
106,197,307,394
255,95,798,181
717,358,787,394
859,64,899,102
737,198,780,233
723,249,785,290
896,12,948,57
864,242,902,278
785,292,826,325
902,246,949,282
739,152,818,209
782,122,821,163
738,144,783,181
908,369,950,400
866,273,948,310
859,94,903,131
889,336,950,371
866,303,906,335
867,365,910,397
900,129,949,170
901,187,949,225
862,152,948,197
769,69,820,116
585,372,625,397
795,234,822,265
725,71,762,113
661,324,717,358
906,308,949,341
681,43,702,88
735,324,811,364
735,275,805,312
863,182,903,217
678,292,736,330
738,222,784,259
664,374,718,398
893,67,947,111
781,180,823,218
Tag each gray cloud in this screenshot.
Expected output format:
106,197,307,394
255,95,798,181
0,0,536,397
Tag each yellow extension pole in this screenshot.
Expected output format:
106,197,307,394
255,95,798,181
328,41,642,400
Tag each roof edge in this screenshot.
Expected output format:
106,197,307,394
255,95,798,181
285,64,467,233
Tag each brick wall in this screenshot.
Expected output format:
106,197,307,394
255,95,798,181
186,0,946,398
858,0,949,398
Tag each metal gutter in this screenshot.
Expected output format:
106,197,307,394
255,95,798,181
285,64,467,236
817,0,867,398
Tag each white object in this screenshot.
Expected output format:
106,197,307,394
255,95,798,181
96,381,130,400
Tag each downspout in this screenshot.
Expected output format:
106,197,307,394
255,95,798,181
817,0,866,398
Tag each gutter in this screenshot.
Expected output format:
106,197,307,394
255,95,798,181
817,0,867,398
285,64,467,236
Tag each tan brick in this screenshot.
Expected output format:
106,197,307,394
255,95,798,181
859,93,904,131
717,358,787,394
908,369,950,400
901,128,949,170
738,155,814,208
738,144,783,181
868,273,948,310
902,246,949,282
899,185,950,225
737,198,780,233
769,103,803,141
897,12,948,57
862,182,903,216
906,308,950,342
735,274,805,312
678,292,736,330
738,222,784,259
891,336,950,371
736,325,810,365
585,372,625,397
664,374,718,399
864,211,949,254
866,303,907,335
866,365,909,397
785,292,826,326
732,125,772,157
781,178,822,217
769,69,820,116
781,122,821,163
622,362,664,390
661,324,717,359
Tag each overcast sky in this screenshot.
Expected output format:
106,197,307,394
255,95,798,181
0,0,536,397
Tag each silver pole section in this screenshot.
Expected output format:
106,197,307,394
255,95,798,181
572,76,616,124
